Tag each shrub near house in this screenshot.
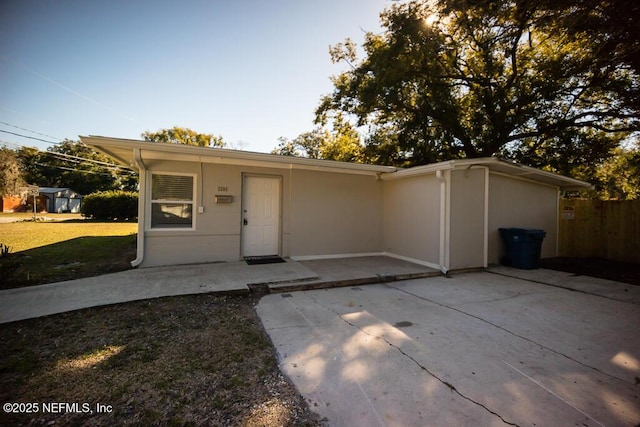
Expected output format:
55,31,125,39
81,191,138,220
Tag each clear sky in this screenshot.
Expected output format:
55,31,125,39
0,0,392,153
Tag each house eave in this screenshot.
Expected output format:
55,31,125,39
80,136,398,176
80,136,592,190
380,157,592,191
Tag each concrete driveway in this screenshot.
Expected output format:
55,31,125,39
257,271,640,426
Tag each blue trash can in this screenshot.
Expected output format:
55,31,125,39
499,228,546,269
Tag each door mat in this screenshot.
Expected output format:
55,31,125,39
244,256,287,265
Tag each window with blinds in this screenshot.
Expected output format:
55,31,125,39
150,173,194,229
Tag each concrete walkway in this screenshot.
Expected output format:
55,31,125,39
257,270,640,426
0,256,438,324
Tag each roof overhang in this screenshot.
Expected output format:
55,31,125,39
80,136,397,176
380,157,591,191
81,136,592,191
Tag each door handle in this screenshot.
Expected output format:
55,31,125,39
243,218,248,225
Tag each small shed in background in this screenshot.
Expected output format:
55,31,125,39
38,187,83,213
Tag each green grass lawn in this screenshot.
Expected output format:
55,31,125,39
0,218,137,289
0,216,320,426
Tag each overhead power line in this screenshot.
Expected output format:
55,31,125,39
1,139,135,173
0,121,63,142
43,150,133,170
40,153,136,175
0,124,133,170
33,162,117,176
0,129,58,144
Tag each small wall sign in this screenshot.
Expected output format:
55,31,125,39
562,206,575,220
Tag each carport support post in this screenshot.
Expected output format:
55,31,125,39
436,169,450,273
483,166,489,268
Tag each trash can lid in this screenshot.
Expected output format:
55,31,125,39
499,227,546,238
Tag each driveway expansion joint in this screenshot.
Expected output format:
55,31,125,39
487,270,638,305
386,283,633,385
309,294,520,427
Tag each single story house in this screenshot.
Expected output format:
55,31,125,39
80,136,591,272
38,187,83,213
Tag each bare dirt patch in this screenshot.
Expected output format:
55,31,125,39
0,294,322,426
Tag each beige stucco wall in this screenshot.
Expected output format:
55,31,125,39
448,168,487,270
140,160,384,267
289,170,383,257
141,160,291,267
382,175,441,266
137,158,560,269
487,173,559,265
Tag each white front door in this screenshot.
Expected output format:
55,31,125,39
242,175,281,257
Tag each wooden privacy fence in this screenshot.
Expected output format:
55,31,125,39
558,199,640,263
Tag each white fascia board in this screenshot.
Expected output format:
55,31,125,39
379,158,493,180
80,136,591,189
451,157,591,188
479,160,592,190
380,161,456,180
380,156,591,190
80,136,397,176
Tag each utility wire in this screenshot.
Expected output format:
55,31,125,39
30,156,136,176
0,121,63,142
0,129,58,144
33,162,116,176
38,154,136,175
43,150,133,170
29,160,135,176
1,138,135,172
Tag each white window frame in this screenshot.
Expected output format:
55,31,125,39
148,172,196,231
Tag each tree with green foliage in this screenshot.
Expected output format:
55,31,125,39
317,0,639,170
142,126,225,148
17,140,137,195
573,142,640,200
272,131,324,159
272,115,364,162
0,147,25,196
527,0,640,77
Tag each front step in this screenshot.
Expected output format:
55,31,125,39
266,270,442,293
